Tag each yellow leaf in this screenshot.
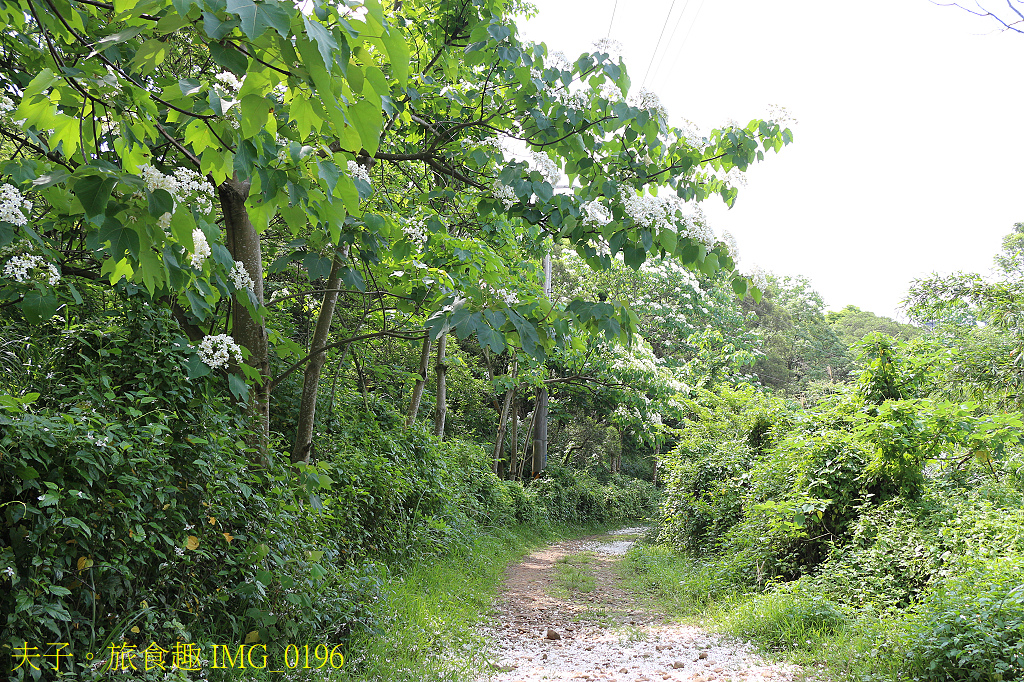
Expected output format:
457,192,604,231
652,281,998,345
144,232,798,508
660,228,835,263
245,630,260,644
162,504,170,510
186,536,199,550
130,626,140,634
141,600,148,608
208,516,216,525
222,532,234,544
77,557,94,571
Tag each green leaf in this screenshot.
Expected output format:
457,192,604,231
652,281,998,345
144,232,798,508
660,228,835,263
209,42,249,76
381,28,409,87
73,175,117,219
228,373,249,402
98,219,141,259
240,94,272,138
186,354,211,379
21,291,59,324
178,78,202,96
147,189,174,218
303,252,332,280
349,99,383,155
302,15,337,72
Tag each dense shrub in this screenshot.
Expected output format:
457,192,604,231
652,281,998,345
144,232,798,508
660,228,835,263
904,555,1024,681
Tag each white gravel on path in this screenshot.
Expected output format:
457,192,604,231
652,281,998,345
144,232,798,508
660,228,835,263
477,530,798,682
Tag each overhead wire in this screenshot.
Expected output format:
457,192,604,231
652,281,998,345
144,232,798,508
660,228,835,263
641,0,679,88
664,0,709,79
606,0,619,38
649,0,693,84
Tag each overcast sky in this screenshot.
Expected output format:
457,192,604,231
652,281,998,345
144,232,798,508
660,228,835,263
518,0,1023,319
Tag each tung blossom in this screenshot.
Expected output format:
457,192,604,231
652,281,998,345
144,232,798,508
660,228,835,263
3,254,60,285
0,184,32,226
196,334,242,369
190,228,211,269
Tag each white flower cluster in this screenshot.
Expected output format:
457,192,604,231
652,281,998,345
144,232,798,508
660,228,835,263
592,38,622,59
766,103,797,128
493,181,517,209
678,120,705,149
190,228,211,269
628,87,667,119
403,216,427,243
137,165,215,215
0,95,15,118
196,334,242,369
0,184,31,226
720,230,739,264
544,50,571,72
560,90,591,110
214,72,244,95
3,254,60,285
269,287,292,303
597,81,622,102
580,199,611,225
276,136,290,164
530,151,561,185
620,187,715,250
747,264,769,290
229,261,254,291
348,160,371,185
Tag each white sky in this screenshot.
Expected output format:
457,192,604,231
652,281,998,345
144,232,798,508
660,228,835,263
518,0,1023,319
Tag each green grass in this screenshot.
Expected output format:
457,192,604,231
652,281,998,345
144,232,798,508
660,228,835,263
615,543,915,682
334,524,550,682
552,552,597,595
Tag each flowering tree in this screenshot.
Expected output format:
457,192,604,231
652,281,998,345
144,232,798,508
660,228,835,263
0,0,793,459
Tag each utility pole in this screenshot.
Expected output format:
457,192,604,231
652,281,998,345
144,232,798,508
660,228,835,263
532,250,551,478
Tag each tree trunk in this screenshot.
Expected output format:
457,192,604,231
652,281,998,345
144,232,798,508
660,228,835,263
509,392,518,477
433,333,447,439
220,178,269,465
290,255,345,464
532,386,547,477
406,335,431,426
492,386,514,476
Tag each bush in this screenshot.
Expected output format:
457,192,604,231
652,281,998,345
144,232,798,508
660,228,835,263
904,555,1024,681
726,586,848,649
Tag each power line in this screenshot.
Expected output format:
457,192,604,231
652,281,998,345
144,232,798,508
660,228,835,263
606,0,619,38
664,0,708,81
650,0,693,84
641,0,679,88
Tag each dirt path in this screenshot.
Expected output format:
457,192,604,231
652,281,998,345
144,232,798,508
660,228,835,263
478,528,798,682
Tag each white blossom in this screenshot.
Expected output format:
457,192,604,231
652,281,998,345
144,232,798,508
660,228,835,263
157,212,172,233
196,334,242,369
629,88,667,119
544,50,571,71
4,254,60,285
229,261,254,291
720,230,740,264
403,216,427,243
560,90,591,110
530,151,561,185
0,95,15,118
214,72,244,95
580,199,611,225
348,160,371,185
0,184,31,226
597,81,622,102
190,228,211,269
766,103,797,128
592,38,622,60
493,181,517,209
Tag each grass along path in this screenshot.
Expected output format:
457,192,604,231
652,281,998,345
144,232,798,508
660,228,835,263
478,528,800,682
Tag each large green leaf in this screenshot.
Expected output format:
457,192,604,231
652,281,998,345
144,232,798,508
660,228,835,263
73,175,117,220
98,219,141,259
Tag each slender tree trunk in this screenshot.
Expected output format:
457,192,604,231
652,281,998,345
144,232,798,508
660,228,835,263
406,335,431,426
532,387,547,477
290,255,345,464
492,387,513,476
220,178,269,465
509,392,518,477
433,333,447,439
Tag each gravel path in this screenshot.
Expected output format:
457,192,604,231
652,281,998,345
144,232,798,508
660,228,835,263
477,529,798,682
